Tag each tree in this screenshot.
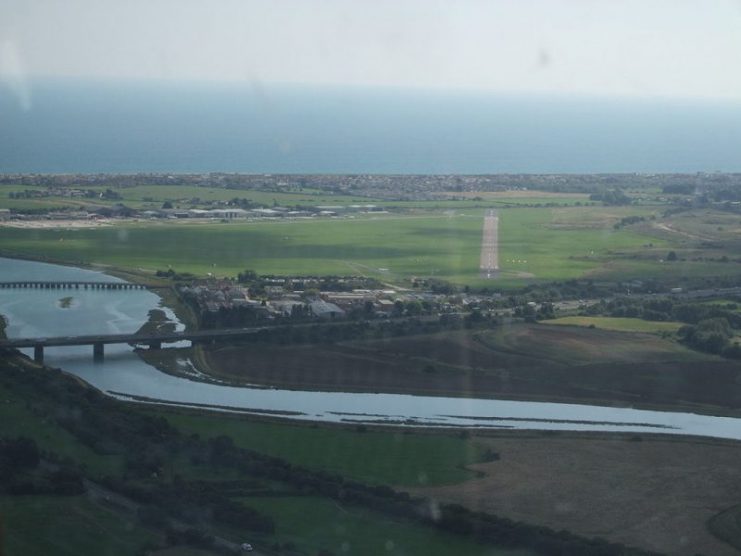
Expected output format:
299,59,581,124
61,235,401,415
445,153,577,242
537,302,556,320
0,437,40,475
589,188,631,206
667,251,678,261
405,301,423,316
161,201,173,209
48,468,85,495
679,317,733,354
291,303,307,318
237,269,258,283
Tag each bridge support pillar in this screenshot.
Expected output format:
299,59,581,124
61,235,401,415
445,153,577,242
33,345,44,363
93,342,104,362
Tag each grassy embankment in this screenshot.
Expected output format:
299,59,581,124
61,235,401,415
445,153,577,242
0,380,124,477
0,359,153,554
0,496,157,556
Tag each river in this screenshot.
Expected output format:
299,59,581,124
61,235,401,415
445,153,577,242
2,256,741,440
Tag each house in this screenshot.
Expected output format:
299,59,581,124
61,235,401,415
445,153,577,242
264,286,285,297
251,208,282,217
323,292,372,310
309,300,345,319
271,300,306,316
210,208,248,219
188,209,211,218
375,299,396,314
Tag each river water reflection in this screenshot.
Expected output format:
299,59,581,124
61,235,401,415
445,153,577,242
2,256,741,440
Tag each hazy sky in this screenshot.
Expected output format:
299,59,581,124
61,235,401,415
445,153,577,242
2,0,741,101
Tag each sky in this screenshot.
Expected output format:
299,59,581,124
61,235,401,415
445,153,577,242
2,0,741,102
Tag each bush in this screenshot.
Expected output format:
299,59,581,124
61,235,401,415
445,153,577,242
0,437,40,476
48,468,85,495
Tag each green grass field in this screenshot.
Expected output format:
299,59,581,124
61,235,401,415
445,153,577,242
0,495,156,556
0,205,696,286
0,383,123,477
481,322,701,366
241,496,533,556
543,316,684,333
155,411,488,486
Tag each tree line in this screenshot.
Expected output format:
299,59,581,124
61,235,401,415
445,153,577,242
586,297,741,357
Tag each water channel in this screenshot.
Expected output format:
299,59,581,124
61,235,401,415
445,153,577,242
2,256,741,440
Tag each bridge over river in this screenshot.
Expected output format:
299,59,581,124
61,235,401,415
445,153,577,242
0,327,266,363
0,281,164,290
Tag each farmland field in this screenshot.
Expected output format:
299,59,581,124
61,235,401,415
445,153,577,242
542,316,684,333
155,409,490,486
411,434,741,556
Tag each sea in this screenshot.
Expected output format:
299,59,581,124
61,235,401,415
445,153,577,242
2,78,741,174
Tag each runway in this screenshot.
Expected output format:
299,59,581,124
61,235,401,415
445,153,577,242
479,209,499,278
